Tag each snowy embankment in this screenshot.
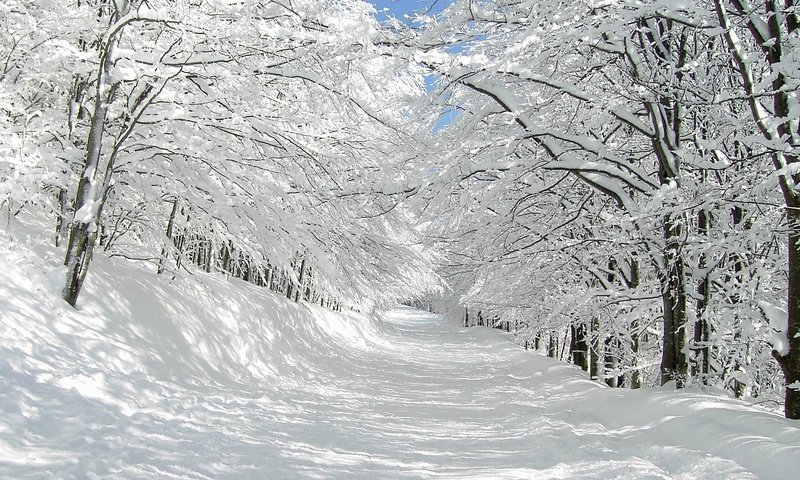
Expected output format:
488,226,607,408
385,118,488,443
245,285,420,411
1,231,799,478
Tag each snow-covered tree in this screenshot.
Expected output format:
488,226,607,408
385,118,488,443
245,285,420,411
406,0,791,412
1,0,441,310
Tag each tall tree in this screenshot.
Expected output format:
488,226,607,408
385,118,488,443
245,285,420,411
714,0,800,418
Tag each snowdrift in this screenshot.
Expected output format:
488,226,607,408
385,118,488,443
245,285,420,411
0,239,390,389
0,232,394,477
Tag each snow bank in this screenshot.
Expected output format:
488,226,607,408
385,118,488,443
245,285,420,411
0,223,392,477
0,245,388,390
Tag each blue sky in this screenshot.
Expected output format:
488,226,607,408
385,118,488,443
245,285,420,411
368,1,459,131
368,0,449,22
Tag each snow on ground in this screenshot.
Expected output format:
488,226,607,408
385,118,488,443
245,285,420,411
1,225,799,478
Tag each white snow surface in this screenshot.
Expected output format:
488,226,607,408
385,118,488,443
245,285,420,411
1,240,799,478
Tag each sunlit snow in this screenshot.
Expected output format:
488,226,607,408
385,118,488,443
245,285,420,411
1,229,798,478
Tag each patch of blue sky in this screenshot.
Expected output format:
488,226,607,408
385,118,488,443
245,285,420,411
368,0,450,24
369,1,461,131
425,75,460,132
433,106,460,132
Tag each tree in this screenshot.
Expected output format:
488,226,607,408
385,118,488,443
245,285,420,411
3,0,442,310
408,0,788,404
713,0,800,418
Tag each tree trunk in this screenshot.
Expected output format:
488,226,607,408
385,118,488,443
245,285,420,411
571,322,588,372
631,326,642,389
777,206,800,418
548,331,558,359
157,199,179,275
693,208,711,382
284,268,293,299
61,2,129,307
659,215,689,387
605,336,622,388
55,188,69,247
295,257,307,302
590,317,600,381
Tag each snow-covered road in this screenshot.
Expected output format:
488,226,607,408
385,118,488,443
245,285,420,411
2,252,799,480
227,307,796,479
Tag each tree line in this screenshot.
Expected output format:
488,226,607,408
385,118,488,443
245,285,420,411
3,0,800,420
404,0,800,419
1,0,441,311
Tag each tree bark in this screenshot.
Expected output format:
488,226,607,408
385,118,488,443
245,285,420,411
61,2,129,307
693,208,711,381
571,322,588,372
659,214,689,387
590,317,600,381
778,206,800,418
548,331,558,359
157,199,179,275
295,257,307,302
55,188,69,247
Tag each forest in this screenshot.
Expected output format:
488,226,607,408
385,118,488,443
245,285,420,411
2,0,800,426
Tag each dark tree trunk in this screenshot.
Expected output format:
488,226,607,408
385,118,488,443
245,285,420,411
571,322,588,372
590,318,600,381
294,258,307,302
548,331,558,359
285,274,293,299
693,208,712,381
778,206,800,418
659,224,689,387
62,221,99,307
631,326,642,389
55,188,69,247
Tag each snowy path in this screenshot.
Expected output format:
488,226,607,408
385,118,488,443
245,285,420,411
0,309,798,479
2,288,799,479
232,307,793,479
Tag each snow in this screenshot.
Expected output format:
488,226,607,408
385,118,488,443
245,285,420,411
1,231,799,478
758,300,790,356
335,18,379,44
72,199,98,224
